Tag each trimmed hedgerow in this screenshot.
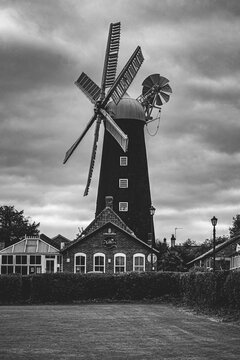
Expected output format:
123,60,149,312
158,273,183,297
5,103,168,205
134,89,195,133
0,275,22,304
0,272,181,304
224,271,240,309
0,271,239,308
179,271,230,308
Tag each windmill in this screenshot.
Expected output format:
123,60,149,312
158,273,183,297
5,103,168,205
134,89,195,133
64,22,144,196
64,22,172,243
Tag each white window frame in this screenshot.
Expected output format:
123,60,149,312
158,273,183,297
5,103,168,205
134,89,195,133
119,178,128,188
119,202,128,212
120,156,128,166
114,253,126,273
74,253,86,274
93,253,105,273
133,253,145,272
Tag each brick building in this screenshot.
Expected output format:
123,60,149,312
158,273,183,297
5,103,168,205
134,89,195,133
0,198,158,275
62,197,158,273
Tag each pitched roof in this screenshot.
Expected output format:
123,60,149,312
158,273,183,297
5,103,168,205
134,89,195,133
51,234,71,242
0,235,59,254
50,234,71,248
187,233,240,265
61,203,159,254
62,220,159,254
82,205,134,237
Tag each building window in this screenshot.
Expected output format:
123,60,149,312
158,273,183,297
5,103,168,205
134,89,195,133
16,255,27,265
2,255,13,265
1,255,14,275
15,255,28,275
114,253,126,273
15,265,28,275
120,156,128,166
119,179,128,188
133,254,145,272
75,253,86,273
29,255,42,274
119,202,128,212
94,253,105,273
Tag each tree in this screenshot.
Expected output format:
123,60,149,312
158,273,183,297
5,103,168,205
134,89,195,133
177,239,199,264
229,214,240,238
0,206,40,247
156,240,186,272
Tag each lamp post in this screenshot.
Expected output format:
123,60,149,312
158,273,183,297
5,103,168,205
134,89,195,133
211,216,218,272
150,205,156,271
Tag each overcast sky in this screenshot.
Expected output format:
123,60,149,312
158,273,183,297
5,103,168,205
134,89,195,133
1,0,240,244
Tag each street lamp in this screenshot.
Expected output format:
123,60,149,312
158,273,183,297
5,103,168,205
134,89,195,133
211,216,218,272
150,205,156,271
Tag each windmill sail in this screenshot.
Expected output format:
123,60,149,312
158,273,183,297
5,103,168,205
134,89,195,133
75,72,101,104
64,22,145,197
100,109,128,152
101,22,121,91
84,118,101,196
104,46,144,106
63,113,97,164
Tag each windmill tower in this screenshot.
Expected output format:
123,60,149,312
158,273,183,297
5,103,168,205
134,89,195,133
64,22,172,245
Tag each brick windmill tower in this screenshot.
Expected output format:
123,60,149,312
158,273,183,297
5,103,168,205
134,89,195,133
63,22,172,246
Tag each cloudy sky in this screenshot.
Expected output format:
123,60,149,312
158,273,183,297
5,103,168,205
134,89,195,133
1,0,240,244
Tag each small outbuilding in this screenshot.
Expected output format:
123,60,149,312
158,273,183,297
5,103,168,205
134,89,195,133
0,234,70,275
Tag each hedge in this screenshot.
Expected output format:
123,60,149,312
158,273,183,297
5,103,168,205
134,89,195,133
0,271,239,308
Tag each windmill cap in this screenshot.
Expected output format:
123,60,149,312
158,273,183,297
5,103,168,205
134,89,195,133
106,96,145,122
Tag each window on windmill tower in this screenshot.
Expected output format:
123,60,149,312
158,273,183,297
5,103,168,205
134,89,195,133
119,178,128,188
119,202,128,212
120,156,128,166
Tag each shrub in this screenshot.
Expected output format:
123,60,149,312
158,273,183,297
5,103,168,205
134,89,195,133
0,271,239,308
224,271,240,309
0,275,22,304
179,271,230,308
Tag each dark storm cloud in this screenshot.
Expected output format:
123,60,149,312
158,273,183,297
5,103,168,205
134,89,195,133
173,37,240,80
0,41,77,98
102,0,240,33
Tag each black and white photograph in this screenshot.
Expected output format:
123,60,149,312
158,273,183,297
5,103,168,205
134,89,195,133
0,0,240,359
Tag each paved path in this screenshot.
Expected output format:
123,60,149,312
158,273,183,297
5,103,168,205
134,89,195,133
0,304,239,359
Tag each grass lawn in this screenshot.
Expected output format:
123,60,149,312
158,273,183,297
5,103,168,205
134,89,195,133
0,303,239,359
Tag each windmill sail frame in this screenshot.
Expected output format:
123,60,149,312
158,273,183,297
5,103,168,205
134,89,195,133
64,22,144,196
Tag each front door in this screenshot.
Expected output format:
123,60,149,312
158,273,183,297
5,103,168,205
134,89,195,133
46,259,54,273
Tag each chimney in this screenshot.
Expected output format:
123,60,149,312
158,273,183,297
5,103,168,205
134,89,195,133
171,234,176,248
105,196,113,209
163,238,167,244
147,233,152,246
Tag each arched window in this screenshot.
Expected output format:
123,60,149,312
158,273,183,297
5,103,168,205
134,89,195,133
74,253,86,273
133,253,145,272
114,253,126,273
93,253,105,273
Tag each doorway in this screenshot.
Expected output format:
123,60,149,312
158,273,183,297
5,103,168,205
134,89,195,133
46,259,55,273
